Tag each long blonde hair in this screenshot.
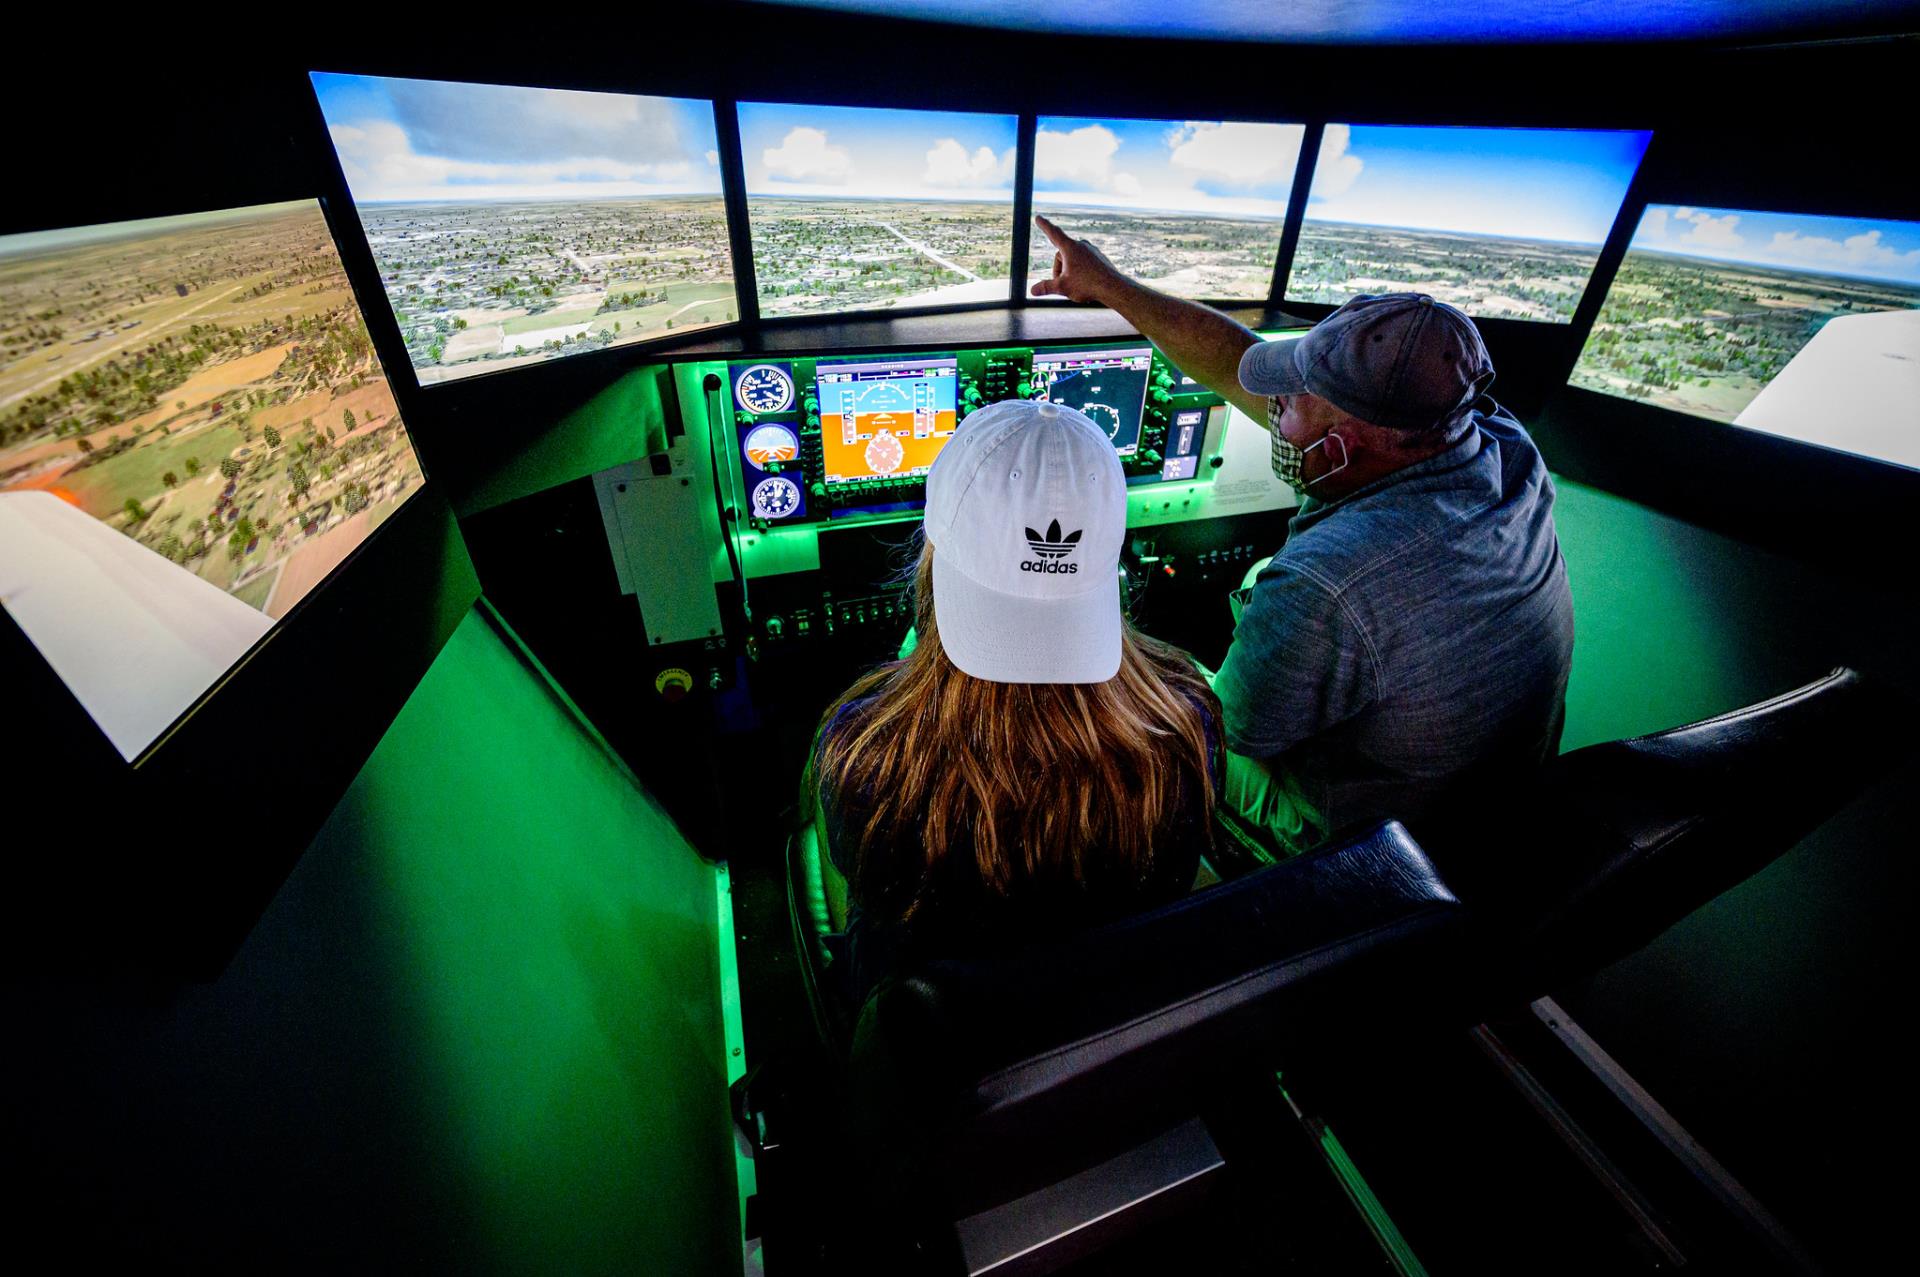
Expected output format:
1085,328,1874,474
810,539,1218,923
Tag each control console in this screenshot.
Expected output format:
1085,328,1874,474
719,340,1225,530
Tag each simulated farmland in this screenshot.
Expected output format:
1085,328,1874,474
1288,124,1649,323
1570,248,1920,425
356,197,736,383
749,198,1012,317
1289,222,1604,322
1029,205,1281,301
312,74,736,383
0,200,423,620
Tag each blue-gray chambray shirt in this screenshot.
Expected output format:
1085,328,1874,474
1214,401,1574,843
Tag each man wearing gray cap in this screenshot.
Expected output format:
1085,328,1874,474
1033,216,1575,858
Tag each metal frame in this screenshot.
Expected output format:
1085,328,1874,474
1529,998,1823,1274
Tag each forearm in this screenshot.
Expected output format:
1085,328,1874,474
1098,278,1269,423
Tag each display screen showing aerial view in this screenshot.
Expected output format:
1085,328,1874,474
0,200,425,760
740,103,1017,317
1289,125,1651,322
817,356,959,482
1029,117,1305,301
1030,347,1151,455
312,73,736,385
1571,204,1920,468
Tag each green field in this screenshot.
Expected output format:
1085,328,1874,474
62,423,245,517
231,569,278,612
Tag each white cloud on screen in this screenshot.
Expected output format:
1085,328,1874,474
763,127,854,182
330,121,705,201
1638,206,1669,240
1766,228,1920,275
1311,125,1364,197
924,138,1014,188
1674,206,1744,248
1169,121,1305,186
1036,124,1125,188
1033,121,1302,215
381,80,694,166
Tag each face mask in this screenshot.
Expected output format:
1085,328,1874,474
1270,415,1351,496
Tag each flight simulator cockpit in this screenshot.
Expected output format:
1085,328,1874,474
4,10,1918,1274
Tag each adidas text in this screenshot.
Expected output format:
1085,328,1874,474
1020,560,1079,574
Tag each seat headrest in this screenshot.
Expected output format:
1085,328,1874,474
845,821,1460,1202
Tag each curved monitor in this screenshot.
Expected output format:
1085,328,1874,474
739,102,1018,318
1570,203,1920,469
1288,124,1651,322
0,199,426,760
1029,116,1306,302
311,73,737,385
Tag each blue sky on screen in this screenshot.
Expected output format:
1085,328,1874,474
739,103,1017,201
309,73,722,202
1033,116,1307,218
1304,125,1650,244
1629,204,1920,286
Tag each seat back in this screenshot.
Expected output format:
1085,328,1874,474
1449,667,1907,1001
843,820,1461,1211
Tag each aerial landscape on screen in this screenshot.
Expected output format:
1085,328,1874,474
0,200,423,619
741,103,1018,317
312,74,735,384
1570,205,1920,453
1027,117,1306,300
1288,124,1651,322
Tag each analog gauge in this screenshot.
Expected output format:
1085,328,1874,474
751,476,802,519
744,423,800,468
736,364,794,415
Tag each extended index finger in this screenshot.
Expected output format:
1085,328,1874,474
1033,213,1072,249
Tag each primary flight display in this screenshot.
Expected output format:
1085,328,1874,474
818,356,960,483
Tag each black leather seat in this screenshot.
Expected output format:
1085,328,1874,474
1412,666,1906,1010
773,666,1903,1269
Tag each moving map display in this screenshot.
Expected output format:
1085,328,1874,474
312,74,737,385
818,356,959,483
1570,204,1920,469
1030,347,1151,456
0,200,425,759
1289,124,1651,323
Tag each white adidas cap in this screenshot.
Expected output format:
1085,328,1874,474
924,397,1126,684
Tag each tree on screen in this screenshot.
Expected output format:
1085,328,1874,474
263,425,281,449
185,457,201,478
162,472,178,489
219,457,241,480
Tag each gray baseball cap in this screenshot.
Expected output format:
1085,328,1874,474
1239,293,1495,436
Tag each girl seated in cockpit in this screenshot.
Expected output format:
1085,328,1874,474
804,398,1221,1006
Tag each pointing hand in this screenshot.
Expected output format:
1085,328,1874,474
1030,214,1127,304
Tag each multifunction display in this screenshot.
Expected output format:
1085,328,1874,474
1029,347,1152,456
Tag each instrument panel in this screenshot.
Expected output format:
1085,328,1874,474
717,341,1228,529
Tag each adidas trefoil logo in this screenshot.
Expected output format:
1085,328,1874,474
1021,518,1082,574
